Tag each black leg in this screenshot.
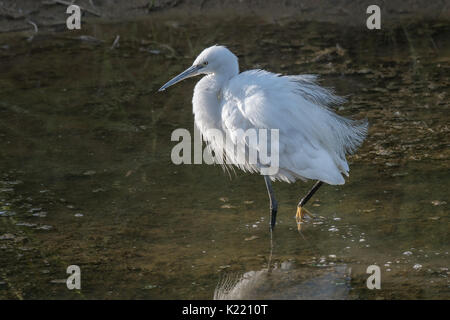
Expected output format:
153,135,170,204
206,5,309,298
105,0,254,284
264,175,278,230
298,180,323,207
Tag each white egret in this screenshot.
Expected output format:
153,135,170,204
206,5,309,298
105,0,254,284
159,45,367,231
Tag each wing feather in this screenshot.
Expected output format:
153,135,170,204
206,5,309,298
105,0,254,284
220,70,367,184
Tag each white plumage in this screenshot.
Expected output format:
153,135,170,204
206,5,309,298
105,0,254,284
186,45,367,185
159,45,368,229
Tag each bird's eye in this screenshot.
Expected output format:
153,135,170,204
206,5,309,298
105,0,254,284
203,61,208,66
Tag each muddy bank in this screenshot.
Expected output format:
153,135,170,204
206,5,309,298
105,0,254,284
1,0,449,33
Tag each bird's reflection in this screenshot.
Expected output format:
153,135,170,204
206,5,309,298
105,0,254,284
214,263,351,300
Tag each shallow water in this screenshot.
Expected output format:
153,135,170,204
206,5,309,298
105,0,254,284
0,16,448,299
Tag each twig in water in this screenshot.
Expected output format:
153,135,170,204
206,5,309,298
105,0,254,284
111,35,120,49
27,20,38,33
26,20,38,42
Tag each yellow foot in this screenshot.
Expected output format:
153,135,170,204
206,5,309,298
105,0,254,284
295,206,314,231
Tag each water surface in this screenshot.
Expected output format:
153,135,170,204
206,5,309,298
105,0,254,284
0,16,448,299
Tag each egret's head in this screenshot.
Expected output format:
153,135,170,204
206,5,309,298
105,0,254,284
158,45,239,92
